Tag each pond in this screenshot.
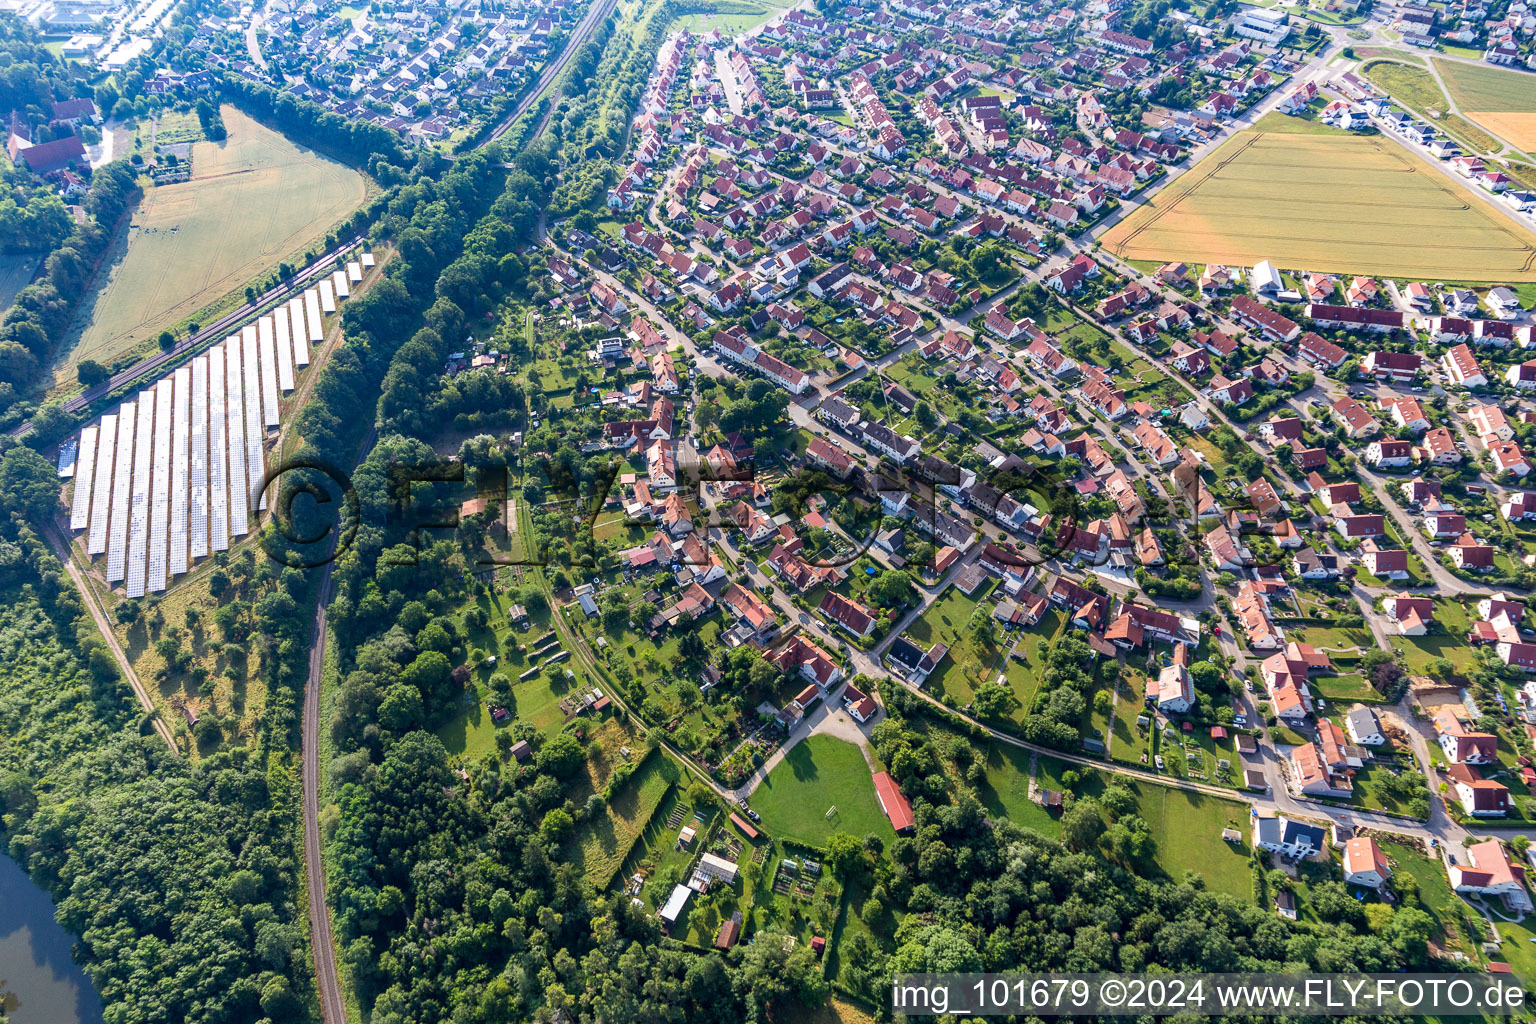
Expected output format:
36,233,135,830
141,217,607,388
0,853,103,1024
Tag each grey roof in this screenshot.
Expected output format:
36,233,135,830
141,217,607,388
1347,707,1380,732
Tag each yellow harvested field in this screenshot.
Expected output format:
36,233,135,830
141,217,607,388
1100,130,1536,281
61,106,365,382
1465,111,1536,150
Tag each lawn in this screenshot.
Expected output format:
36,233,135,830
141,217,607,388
975,744,1064,836
1110,669,1152,766
1100,128,1536,281
667,0,787,33
1392,844,1481,957
60,106,366,385
1250,109,1356,136
752,735,894,848
1311,671,1385,704
1395,600,1478,674
904,578,1013,714
1133,783,1253,896
1289,625,1372,653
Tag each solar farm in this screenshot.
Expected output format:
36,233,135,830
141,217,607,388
64,254,373,598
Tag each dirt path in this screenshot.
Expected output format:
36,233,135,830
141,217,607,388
43,522,179,753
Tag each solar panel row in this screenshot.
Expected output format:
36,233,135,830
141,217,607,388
274,310,295,392
124,388,154,598
70,425,98,531
290,296,310,368
242,329,264,514
169,366,191,577
227,335,249,537
209,344,229,552
105,401,135,582
190,357,209,560
258,316,280,428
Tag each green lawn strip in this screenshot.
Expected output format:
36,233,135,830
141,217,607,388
1074,767,1253,896
1110,669,1152,767
564,748,678,887
1392,845,1482,956
1251,109,1357,136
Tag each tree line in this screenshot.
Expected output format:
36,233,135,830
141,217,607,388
0,161,138,437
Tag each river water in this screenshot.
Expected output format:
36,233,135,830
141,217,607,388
0,854,102,1024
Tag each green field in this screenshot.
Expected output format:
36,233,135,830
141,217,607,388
0,253,38,312
1395,600,1478,674
1433,58,1536,151
61,105,366,384
752,735,895,847
1128,782,1253,896
1101,128,1536,281
666,0,788,34
975,744,1064,835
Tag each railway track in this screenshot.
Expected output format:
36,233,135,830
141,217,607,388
484,0,621,145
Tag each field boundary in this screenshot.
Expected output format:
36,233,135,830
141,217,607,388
1102,128,1536,279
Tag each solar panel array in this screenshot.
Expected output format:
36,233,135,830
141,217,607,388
66,259,364,595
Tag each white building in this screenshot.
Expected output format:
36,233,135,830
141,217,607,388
1234,8,1289,43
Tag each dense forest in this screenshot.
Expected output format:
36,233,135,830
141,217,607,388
0,447,318,1024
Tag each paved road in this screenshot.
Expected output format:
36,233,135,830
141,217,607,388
9,236,363,438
